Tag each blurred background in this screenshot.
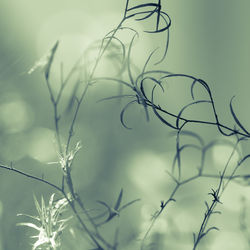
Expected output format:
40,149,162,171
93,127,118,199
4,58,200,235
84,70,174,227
1,0,250,249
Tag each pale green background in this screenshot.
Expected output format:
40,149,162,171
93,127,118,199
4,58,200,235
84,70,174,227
0,1,250,249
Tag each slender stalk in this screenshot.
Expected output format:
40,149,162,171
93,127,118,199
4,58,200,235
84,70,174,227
0,164,62,192
146,100,249,137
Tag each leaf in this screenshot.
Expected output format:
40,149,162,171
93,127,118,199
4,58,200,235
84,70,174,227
17,222,41,231
176,100,212,129
205,226,219,235
140,76,164,100
140,48,159,80
45,40,59,80
49,193,56,209
205,201,209,211
96,200,111,213
151,85,177,129
191,79,198,100
96,200,117,225
28,40,59,80
33,195,42,220
193,233,196,244
41,196,46,223
119,198,140,211
155,25,170,65
134,9,157,21
144,11,171,33
17,213,40,222
97,94,135,103
230,96,250,135
127,3,158,12
211,210,221,215
114,189,123,210
238,154,250,166
127,34,138,85
120,100,137,129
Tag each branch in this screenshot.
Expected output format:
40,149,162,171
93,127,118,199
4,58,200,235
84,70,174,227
0,164,62,192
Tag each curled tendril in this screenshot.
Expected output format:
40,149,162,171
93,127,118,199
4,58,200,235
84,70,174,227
120,100,137,129
124,0,171,64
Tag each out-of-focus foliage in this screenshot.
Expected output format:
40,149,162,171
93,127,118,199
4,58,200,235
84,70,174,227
1,1,250,249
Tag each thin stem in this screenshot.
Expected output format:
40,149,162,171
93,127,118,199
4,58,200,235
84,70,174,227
124,0,130,18
0,163,107,249
65,18,126,155
156,0,161,31
45,79,63,154
146,100,248,138
0,164,62,192
140,183,179,250
66,198,104,249
193,198,218,250
140,135,243,248
43,11,130,250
